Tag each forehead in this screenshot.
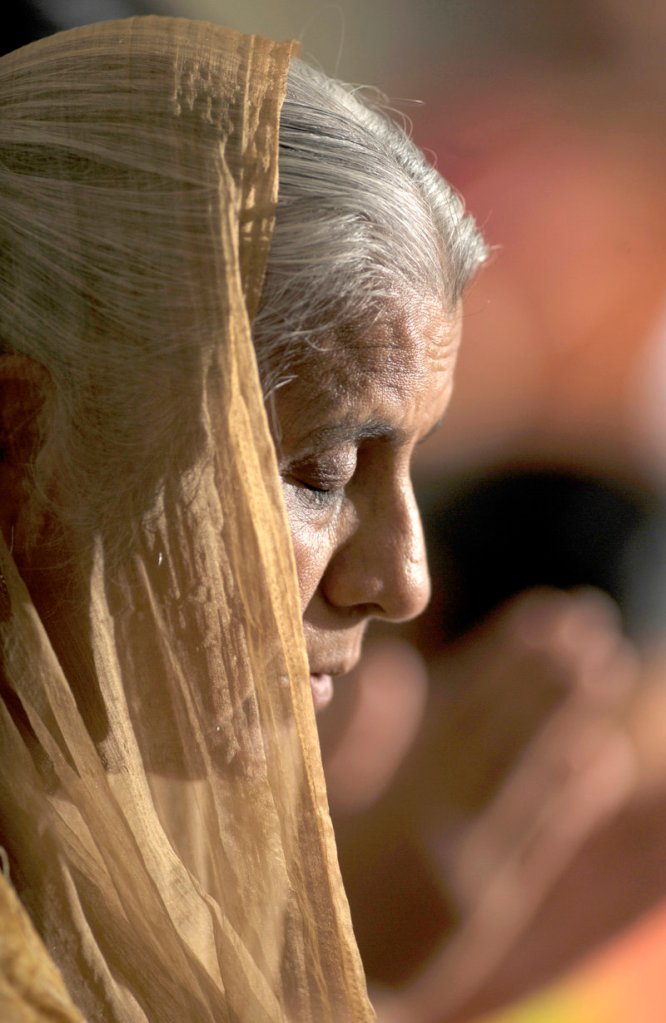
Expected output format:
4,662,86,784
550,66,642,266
274,301,461,442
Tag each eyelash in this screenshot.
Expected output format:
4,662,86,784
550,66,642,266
299,481,341,507
285,455,356,507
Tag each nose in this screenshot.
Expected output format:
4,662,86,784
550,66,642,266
322,477,431,623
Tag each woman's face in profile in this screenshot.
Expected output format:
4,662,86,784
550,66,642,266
273,301,461,710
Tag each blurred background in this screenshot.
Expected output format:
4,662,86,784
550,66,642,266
7,3,666,1020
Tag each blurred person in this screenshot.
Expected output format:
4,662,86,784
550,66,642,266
319,2,666,1017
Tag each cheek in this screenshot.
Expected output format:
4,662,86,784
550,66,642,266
283,499,338,612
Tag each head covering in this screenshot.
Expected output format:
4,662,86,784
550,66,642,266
0,16,374,1022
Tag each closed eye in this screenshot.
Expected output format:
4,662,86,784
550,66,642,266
287,448,357,493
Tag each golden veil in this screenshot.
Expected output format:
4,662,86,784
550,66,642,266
0,17,375,1022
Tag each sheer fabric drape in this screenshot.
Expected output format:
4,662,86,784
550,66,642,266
0,17,374,1022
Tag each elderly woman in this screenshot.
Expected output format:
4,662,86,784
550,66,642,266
0,16,485,1023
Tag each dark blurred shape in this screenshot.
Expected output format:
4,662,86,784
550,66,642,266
3,1,57,54
337,829,453,983
421,470,666,646
3,1,156,58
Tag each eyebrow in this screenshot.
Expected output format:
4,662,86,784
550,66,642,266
297,418,405,451
297,412,446,453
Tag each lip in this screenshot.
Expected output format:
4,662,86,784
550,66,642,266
309,673,334,712
308,656,359,712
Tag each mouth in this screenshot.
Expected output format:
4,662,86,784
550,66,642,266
309,673,334,712
308,649,361,712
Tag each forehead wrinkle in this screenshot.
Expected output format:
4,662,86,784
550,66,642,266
350,304,459,389
274,298,459,453
290,297,458,400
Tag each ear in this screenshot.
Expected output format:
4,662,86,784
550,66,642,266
0,353,50,551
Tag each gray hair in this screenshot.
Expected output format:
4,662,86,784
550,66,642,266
0,37,485,554
254,57,487,393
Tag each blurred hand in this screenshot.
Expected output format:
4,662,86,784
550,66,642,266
318,636,429,815
420,586,639,907
325,587,653,1022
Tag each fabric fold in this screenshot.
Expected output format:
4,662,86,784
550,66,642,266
0,17,374,1022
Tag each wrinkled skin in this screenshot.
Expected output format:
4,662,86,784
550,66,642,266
272,301,461,709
